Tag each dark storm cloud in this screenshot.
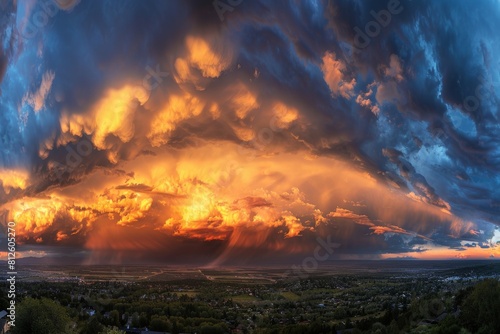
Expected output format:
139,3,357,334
326,0,500,223
1,0,500,262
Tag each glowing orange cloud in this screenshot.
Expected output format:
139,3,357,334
0,169,29,194
148,93,205,147
321,51,356,98
174,35,234,90
1,141,481,262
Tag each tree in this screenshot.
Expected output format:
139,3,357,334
387,320,399,334
11,297,70,334
431,314,462,334
81,316,104,334
106,310,120,327
200,323,226,334
172,319,179,334
150,315,171,331
139,312,148,327
459,279,500,334
371,322,387,334
0,294,9,310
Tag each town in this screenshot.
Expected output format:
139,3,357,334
1,261,498,333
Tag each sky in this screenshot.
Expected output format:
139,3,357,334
1,0,500,265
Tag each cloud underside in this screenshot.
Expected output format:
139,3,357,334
1,0,500,263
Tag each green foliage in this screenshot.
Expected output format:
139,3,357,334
80,316,104,334
387,320,399,334
108,310,120,327
430,315,461,334
149,315,171,331
8,270,500,334
371,322,387,334
0,294,9,310
10,297,70,334
199,323,227,334
459,279,500,334
275,321,335,334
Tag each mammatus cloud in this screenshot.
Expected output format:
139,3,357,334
0,169,29,194
1,0,500,264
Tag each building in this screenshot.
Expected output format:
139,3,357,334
0,311,10,334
